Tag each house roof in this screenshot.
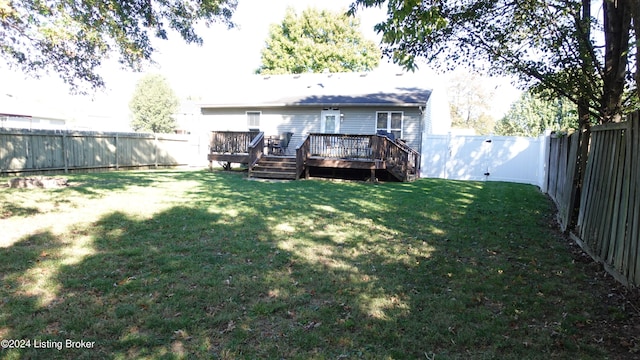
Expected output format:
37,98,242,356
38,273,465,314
199,71,433,109
0,94,69,121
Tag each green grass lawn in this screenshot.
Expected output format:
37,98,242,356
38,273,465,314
0,170,635,359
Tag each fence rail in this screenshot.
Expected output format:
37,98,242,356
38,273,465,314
0,128,192,175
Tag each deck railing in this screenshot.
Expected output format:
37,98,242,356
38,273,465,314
371,135,421,180
208,131,419,181
296,135,311,179
248,132,265,171
386,138,421,179
308,133,374,159
299,133,420,181
209,131,260,154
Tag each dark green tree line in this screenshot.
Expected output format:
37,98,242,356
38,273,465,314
495,91,578,137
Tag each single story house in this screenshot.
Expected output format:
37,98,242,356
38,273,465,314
0,112,67,131
198,70,452,180
1,94,68,130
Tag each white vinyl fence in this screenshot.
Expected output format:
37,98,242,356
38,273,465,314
421,133,549,190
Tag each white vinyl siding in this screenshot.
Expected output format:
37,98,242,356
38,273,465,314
201,106,423,154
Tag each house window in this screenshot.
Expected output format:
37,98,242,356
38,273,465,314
246,111,261,128
376,111,403,139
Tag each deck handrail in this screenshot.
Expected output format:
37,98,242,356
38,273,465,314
248,132,265,171
209,131,259,154
303,133,419,181
295,134,311,179
308,133,375,160
382,136,421,179
208,131,419,181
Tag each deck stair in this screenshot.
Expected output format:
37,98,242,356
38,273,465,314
387,163,420,182
249,156,297,180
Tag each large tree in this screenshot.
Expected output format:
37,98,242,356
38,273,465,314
447,71,496,135
129,74,179,133
0,0,236,92
348,0,636,124
256,7,381,74
632,0,640,101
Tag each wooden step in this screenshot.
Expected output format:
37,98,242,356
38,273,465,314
258,157,296,164
387,164,419,182
253,161,296,169
249,156,297,180
405,173,419,182
249,170,297,180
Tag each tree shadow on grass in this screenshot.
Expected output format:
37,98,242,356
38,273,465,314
0,203,41,218
1,203,264,359
0,172,625,359
0,171,429,358
62,170,196,198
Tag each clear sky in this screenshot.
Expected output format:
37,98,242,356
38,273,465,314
0,0,519,130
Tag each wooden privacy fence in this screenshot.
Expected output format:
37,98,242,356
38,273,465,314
573,113,640,287
0,129,193,175
547,131,580,232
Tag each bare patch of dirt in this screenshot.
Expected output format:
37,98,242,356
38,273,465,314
7,177,68,189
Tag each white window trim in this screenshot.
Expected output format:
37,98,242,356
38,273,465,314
321,109,341,133
375,111,404,139
246,111,261,129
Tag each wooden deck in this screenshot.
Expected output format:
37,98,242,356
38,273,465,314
208,131,420,182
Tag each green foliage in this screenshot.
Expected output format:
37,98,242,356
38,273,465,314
349,0,637,123
0,0,236,92
494,91,578,137
257,7,381,74
129,74,179,133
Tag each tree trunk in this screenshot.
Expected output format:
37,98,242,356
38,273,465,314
570,0,593,230
602,0,632,123
630,0,640,100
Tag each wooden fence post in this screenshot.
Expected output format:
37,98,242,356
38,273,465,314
154,134,159,169
628,113,640,285
62,132,69,173
115,134,119,170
